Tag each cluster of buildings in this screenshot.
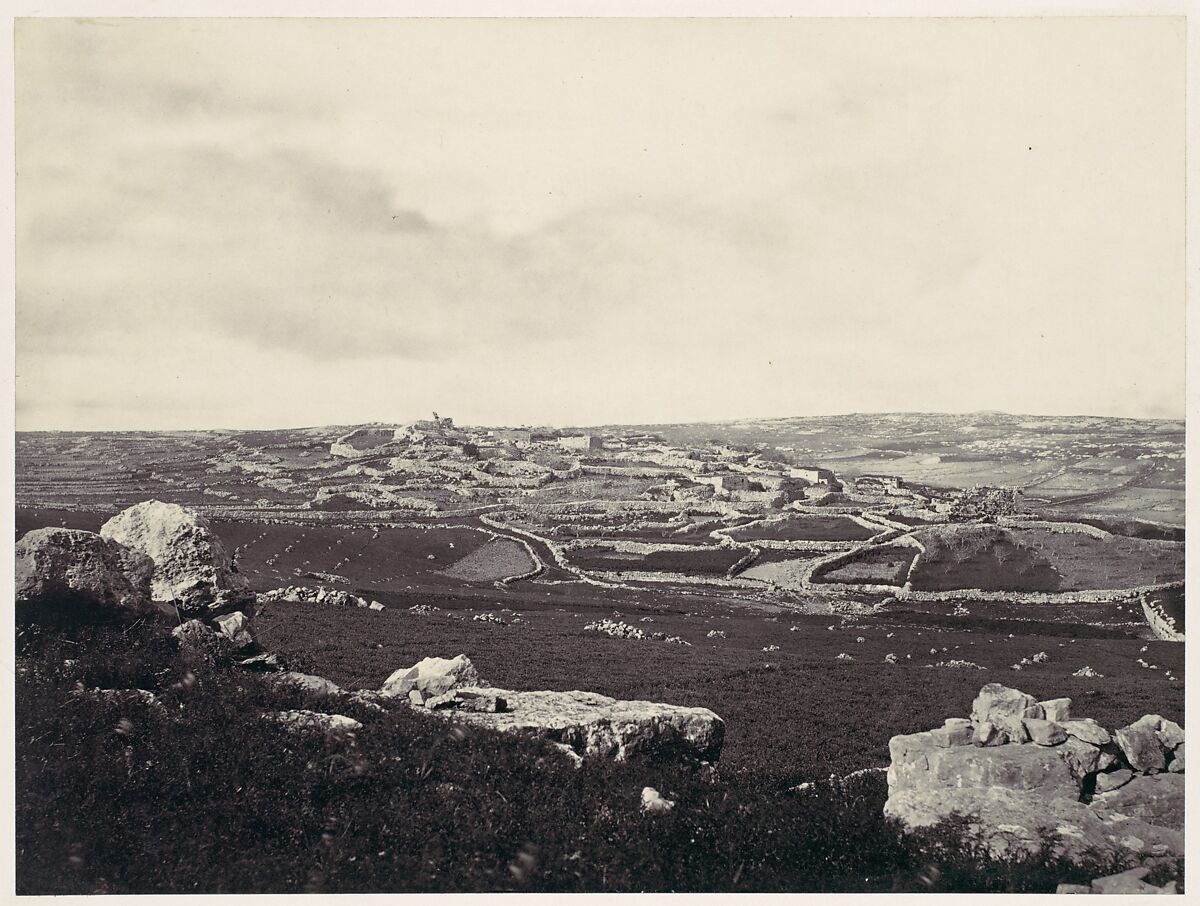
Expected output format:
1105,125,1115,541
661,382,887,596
320,413,942,513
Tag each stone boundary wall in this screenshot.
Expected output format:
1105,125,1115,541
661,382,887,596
579,465,688,479
726,545,761,579
1141,593,1185,642
896,579,1182,606
994,516,1112,540
584,569,766,590
561,538,742,555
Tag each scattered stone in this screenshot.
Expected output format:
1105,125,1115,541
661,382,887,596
835,653,854,662
172,618,216,648
1072,666,1102,678
1155,718,1184,751
1091,774,1184,828
1031,651,1049,663
585,619,645,640
706,630,726,638
930,725,974,747
1057,737,1101,782
266,710,362,734
550,741,585,769
641,786,675,814
236,652,285,672
1089,866,1173,895
886,684,1185,869
268,672,341,696
1055,883,1092,894
213,611,254,650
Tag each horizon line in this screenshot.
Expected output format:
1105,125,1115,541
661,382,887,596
13,408,1187,434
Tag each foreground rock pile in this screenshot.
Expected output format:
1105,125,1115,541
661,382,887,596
885,682,1183,878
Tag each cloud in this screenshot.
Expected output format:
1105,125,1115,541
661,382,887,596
13,18,1186,428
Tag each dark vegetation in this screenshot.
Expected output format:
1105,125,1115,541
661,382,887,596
16,617,1153,895
911,526,1062,592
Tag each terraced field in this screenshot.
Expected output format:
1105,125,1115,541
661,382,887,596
725,515,878,543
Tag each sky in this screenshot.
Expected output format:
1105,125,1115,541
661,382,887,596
14,17,1185,430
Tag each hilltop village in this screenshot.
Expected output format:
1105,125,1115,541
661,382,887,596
313,412,945,518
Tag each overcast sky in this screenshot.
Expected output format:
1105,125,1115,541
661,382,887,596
15,17,1185,430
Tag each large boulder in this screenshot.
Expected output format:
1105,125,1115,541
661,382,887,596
99,501,248,611
15,527,155,619
422,688,725,762
380,654,480,699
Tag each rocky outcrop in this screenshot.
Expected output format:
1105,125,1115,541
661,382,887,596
418,686,724,762
885,684,1184,868
15,527,155,619
100,501,249,611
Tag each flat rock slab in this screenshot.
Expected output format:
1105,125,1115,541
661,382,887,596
888,730,1081,800
425,687,724,762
